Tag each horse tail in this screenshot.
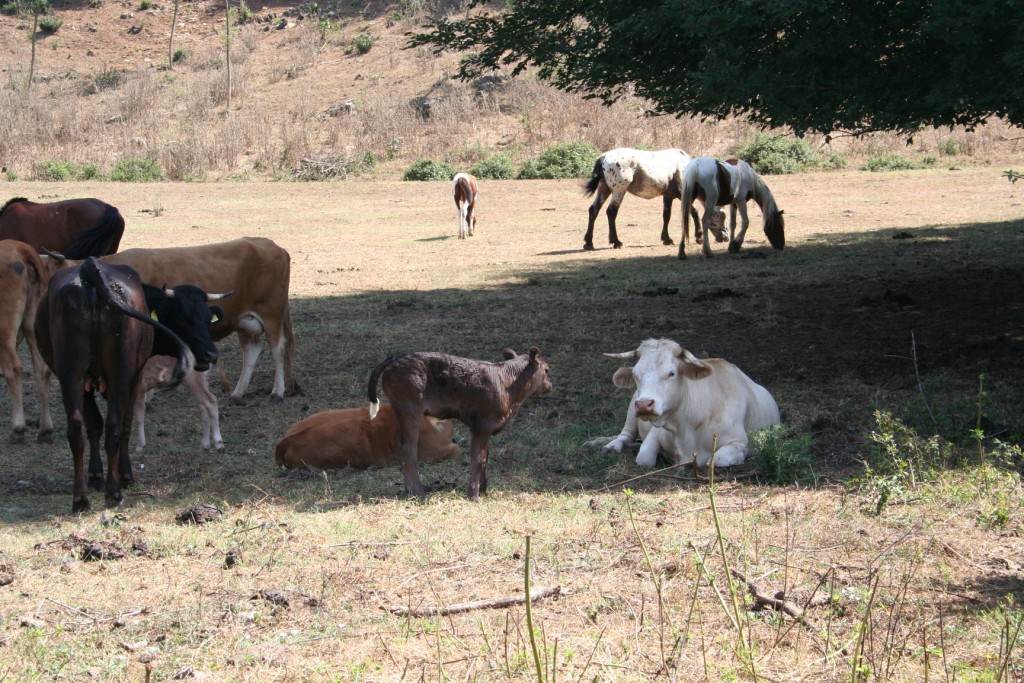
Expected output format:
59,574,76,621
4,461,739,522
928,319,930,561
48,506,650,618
79,257,193,384
367,355,398,419
582,157,604,197
65,204,126,259
680,164,696,245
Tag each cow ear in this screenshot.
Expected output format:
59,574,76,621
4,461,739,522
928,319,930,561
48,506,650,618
502,348,517,360
528,346,541,363
679,351,712,380
612,367,636,388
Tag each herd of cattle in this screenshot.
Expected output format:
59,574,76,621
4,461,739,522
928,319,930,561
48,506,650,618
1,171,782,512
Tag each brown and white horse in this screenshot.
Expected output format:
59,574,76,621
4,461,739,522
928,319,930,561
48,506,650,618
452,172,479,239
678,157,785,259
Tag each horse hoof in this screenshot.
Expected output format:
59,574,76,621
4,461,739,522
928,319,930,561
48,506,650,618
728,242,741,254
72,499,91,514
88,475,104,491
105,492,124,508
611,241,623,249
37,429,54,444
583,243,594,251
226,395,248,407
269,394,284,406
662,239,674,246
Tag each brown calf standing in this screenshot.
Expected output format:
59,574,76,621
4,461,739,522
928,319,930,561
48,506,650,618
452,172,479,239
274,404,460,470
368,347,552,501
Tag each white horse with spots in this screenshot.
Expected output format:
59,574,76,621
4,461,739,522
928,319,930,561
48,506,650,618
583,148,726,251
679,157,785,259
452,172,479,240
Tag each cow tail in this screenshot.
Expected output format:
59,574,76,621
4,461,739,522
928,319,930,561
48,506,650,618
367,356,394,420
80,257,193,384
582,157,603,197
66,205,126,259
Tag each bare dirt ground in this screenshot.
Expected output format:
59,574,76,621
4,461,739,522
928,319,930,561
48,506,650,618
1,168,1023,681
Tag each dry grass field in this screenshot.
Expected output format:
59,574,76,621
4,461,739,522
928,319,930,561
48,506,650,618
1,167,1024,681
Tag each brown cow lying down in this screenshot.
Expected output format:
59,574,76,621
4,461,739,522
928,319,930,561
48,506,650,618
275,404,461,470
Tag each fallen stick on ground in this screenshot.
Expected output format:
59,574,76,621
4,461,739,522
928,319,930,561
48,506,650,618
730,569,821,632
382,586,561,617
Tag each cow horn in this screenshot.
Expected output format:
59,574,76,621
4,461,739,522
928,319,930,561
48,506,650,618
206,290,233,301
603,350,639,361
39,247,66,264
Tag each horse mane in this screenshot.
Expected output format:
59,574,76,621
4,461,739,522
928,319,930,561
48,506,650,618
0,197,28,216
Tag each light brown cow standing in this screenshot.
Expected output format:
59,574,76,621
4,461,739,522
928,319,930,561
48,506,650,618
103,237,296,404
0,239,60,443
275,404,461,470
452,172,479,239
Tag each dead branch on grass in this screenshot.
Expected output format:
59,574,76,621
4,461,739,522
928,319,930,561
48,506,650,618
593,462,688,492
730,569,821,632
382,586,561,617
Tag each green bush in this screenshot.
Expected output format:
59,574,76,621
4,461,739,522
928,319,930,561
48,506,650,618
139,0,156,9
859,153,924,172
353,33,374,54
109,157,163,182
402,158,456,181
517,141,597,179
78,164,101,180
1,1,20,16
37,14,62,33
735,133,818,174
822,153,848,170
34,159,76,181
172,48,188,63
470,152,516,180
749,425,814,485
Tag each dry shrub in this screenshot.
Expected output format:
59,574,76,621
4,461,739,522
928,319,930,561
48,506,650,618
118,69,158,124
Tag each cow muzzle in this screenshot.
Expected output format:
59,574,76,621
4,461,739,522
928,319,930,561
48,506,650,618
634,398,659,419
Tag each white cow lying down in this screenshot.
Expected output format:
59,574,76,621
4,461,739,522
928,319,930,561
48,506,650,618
601,338,780,468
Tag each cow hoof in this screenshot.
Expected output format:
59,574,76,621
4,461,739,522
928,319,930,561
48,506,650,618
662,238,674,246
72,499,91,514
583,243,595,251
215,444,225,453
269,394,284,406
611,241,623,249
37,429,54,444
9,429,26,445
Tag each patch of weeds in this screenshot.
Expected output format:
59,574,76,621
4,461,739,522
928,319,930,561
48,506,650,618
940,138,962,156
822,153,848,170
138,0,156,8
34,159,76,181
517,141,598,179
37,14,62,33
402,158,456,181
92,67,123,92
4,170,17,181
1,0,22,16
735,133,818,174
293,152,376,181
109,157,163,182
77,163,101,180
749,424,814,484
353,32,374,54
859,153,925,172
172,47,189,63
470,152,516,180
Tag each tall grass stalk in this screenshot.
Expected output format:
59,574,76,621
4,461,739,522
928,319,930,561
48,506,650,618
524,535,545,683
850,575,881,683
996,602,1024,683
624,489,677,672
708,441,758,681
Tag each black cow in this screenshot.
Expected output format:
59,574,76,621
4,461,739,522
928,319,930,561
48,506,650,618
35,257,229,513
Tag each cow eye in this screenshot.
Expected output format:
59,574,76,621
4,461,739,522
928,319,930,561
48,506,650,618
667,371,676,379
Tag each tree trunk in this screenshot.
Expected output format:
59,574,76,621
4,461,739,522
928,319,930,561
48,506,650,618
224,0,231,112
168,0,180,70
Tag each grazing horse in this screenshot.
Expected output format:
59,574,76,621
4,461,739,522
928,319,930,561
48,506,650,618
583,148,723,251
452,172,479,239
678,157,785,259
0,197,125,258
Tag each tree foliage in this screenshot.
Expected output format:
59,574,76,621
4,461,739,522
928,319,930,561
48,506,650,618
409,0,1024,138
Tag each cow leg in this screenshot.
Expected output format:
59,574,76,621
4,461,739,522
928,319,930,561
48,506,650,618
189,369,223,451
83,392,106,491
228,319,264,403
467,431,491,502
268,328,289,404
393,406,425,499
61,385,91,513
660,195,675,245
729,203,750,254
584,188,609,250
23,326,54,443
104,388,138,508
0,341,26,443
132,383,149,455
606,192,626,248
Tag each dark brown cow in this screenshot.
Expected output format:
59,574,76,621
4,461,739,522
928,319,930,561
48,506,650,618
367,347,552,501
103,237,295,403
0,239,62,443
36,257,227,513
275,404,460,470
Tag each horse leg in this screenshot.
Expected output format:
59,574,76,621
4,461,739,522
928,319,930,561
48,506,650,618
660,195,675,245
729,202,751,253
606,192,626,248
701,207,715,258
584,189,608,250
692,206,703,245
